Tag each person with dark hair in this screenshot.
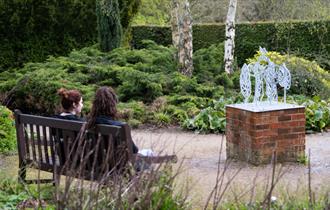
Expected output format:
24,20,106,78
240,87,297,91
87,86,139,153
55,88,84,121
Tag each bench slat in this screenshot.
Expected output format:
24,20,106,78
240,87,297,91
36,125,43,163
42,126,50,165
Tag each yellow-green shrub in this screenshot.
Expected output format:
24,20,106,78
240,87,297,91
248,51,330,98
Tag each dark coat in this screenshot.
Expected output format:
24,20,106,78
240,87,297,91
95,116,139,154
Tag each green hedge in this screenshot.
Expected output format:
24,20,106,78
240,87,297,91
0,0,97,72
0,0,142,72
132,20,330,68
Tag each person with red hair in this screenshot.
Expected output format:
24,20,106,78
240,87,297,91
56,88,84,121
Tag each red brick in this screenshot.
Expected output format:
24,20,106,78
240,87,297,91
281,133,299,140
270,110,284,116
255,124,270,130
292,127,305,133
291,114,305,120
278,128,291,134
278,115,292,121
285,109,300,114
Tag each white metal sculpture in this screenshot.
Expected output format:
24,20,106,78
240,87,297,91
240,47,291,104
240,64,251,103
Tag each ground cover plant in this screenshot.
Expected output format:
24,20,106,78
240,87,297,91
0,41,329,134
0,105,16,154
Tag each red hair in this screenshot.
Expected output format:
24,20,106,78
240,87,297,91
57,88,82,111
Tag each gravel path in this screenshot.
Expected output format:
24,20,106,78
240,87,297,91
1,129,329,207
132,129,330,207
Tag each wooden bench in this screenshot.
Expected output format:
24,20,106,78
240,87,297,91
14,110,177,184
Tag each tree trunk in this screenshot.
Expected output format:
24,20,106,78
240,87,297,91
170,0,180,49
224,0,238,74
178,0,193,77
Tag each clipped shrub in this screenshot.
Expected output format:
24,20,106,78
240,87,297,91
117,69,163,102
193,43,225,83
0,106,16,154
132,20,330,67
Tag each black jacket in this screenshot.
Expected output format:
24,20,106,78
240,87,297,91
95,116,139,154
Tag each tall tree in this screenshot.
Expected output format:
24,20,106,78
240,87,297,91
224,0,237,74
170,0,180,49
178,0,193,77
96,0,122,52
171,0,193,77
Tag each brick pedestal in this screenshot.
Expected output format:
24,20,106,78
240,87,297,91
226,103,305,165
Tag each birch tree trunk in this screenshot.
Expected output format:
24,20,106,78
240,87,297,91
170,0,180,49
224,0,238,74
178,0,193,77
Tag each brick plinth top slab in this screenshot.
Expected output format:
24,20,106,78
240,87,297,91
226,103,305,165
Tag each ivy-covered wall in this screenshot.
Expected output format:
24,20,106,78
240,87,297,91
132,20,330,67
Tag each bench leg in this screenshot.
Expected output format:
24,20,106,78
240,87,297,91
18,163,26,184
53,172,61,187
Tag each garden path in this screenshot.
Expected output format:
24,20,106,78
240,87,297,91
0,129,329,207
133,129,330,207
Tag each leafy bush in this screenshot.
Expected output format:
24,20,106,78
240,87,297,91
0,41,235,116
117,100,147,127
153,112,171,126
248,51,330,99
0,177,54,209
0,106,16,154
289,96,330,132
183,98,235,133
117,69,164,102
193,43,225,83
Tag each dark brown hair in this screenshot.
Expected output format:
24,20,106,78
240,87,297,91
57,88,82,112
87,86,119,128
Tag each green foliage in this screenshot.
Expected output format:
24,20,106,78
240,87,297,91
248,51,330,99
296,153,308,165
96,0,123,52
132,0,170,26
183,98,235,133
118,0,141,30
1,41,328,133
289,96,330,132
215,72,234,89
0,0,97,72
131,20,330,68
0,0,141,71
117,100,147,127
0,177,54,209
193,43,225,83
153,112,171,126
0,106,16,154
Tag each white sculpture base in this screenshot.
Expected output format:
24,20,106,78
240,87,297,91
226,102,304,113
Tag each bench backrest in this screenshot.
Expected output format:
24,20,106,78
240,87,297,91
14,110,134,181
